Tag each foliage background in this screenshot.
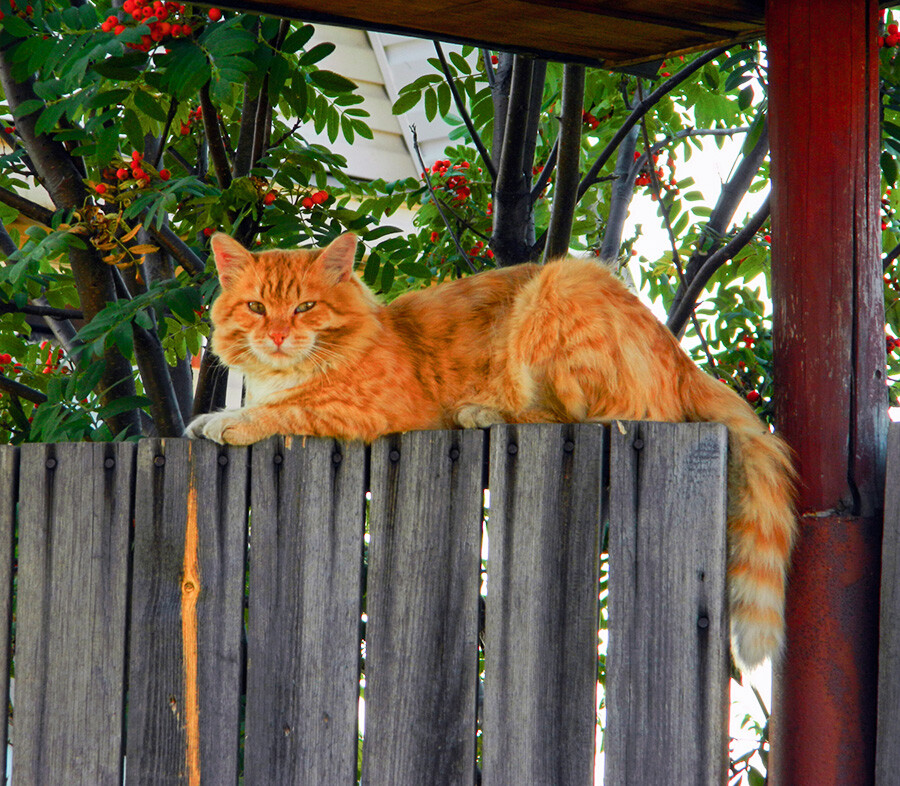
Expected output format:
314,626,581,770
3,3,900,783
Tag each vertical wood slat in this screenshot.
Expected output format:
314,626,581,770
482,423,604,786
606,421,730,786
876,422,900,785
126,439,248,785
13,443,134,786
0,446,16,782
362,429,484,786
244,436,367,785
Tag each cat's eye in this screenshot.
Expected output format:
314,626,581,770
247,301,266,315
295,301,316,314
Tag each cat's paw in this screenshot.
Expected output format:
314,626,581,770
184,410,259,444
454,404,505,429
184,413,216,440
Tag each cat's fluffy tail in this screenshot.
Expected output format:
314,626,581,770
686,372,797,670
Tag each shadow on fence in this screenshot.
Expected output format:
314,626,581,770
0,421,731,785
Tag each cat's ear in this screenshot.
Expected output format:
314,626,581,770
316,233,358,284
210,233,253,287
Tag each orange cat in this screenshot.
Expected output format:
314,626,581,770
186,231,795,669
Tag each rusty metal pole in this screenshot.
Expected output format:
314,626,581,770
767,0,887,782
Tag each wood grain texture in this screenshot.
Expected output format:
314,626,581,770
876,422,900,785
126,439,248,785
482,423,604,786
244,436,367,785
0,445,16,780
223,0,764,67
14,442,134,786
605,421,729,786
362,429,484,786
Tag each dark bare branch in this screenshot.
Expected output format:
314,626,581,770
434,42,496,180
577,45,729,200
544,64,585,261
666,195,771,337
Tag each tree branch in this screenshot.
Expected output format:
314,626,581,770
0,185,54,226
599,123,640,261
0,301,82,320
0,372,47,404
576,45,729,201
434,41,496,180
669,121,769,323
411,126,476,272
144,223,206,277
637,102,717,369
0,48,140,436
666,195,771,337
200,82,232,189
544,64,585,261
491,55,537,266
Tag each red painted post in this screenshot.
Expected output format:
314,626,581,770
766,0,887,783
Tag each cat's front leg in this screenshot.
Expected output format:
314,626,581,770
453,404,507,429
184,408,274,445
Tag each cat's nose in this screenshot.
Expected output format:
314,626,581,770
269,330,287,346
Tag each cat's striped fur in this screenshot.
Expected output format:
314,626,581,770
186,232,796,668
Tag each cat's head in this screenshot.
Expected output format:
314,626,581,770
208,233,379,376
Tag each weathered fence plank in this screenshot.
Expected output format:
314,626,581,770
482,423,605,786
14,442,134,786
606,421,730,786
0,445,16,780
126,439,248,785
244,436,367,785
362,429,484,786
0,423,737,784
876,421,900,785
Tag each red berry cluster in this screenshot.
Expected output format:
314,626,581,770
100,1,222,52
634,151,678,198
888,335,900,354
0,354,12,367
879,21,900,48
467,240,494,259
882,188,893,232
300,190,329,209
0,1,34,22
424,159,473,203
582,110,600,130
180,105,203,135
95,150,170,196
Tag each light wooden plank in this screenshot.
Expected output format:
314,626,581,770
244,436,367,785
362,429,484,786
126,439,248,785
482,423,604,786
876,421,900,785
0,445,17,780
14,443,134,786
605,421,730,785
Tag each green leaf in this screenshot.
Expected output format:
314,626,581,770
883,152,898,187
122,107,144,150
398,261,432,278
86,89,131,110
299,42,335,66
309,69,357,95
0,13,34,38
97,394,153,420
379,260,395,292
392,91,421,115
12,99,44,118
424,88,437,121
133,89,168,123
281,24,315,53
363,250,381,285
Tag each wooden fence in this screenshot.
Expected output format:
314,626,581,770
0,421,732,785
